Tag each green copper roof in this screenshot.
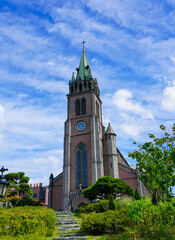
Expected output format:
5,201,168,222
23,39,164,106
76,48,92,81
71,72,75,83
106,122,116,135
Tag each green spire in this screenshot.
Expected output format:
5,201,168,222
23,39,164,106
76,48,92,81
106,122,116,135
71,72,75,82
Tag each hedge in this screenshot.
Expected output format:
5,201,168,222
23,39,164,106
77,200,109,213
81,209,129,234
0,206,56,237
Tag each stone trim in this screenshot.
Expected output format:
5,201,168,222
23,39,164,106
117,148,130,167
118,162,137,174
53,172,63,183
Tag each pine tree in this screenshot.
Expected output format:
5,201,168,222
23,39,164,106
134,188,141,200
108,194,116,210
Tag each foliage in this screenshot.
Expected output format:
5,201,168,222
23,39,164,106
4,172,32,198
134,188,141,200
77,200,109,213
81,209,129,235
128,199,175,239
83,176,134,200
10,196,42,207
108,194,116,210
115,197,132,211
128,124,175,205
1,232,46,240
0,206,56,237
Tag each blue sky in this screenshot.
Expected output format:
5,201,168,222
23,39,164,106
0,0,175,186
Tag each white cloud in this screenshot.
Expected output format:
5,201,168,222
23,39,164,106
162,86,175,113
113,89,154,119
120,123,143,137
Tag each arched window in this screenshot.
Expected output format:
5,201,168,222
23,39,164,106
75,99,80,116
84,81,87,90
71,86,73,93
96,101,99,118
88,81,91,90
81,98,86,115
75,82,77,92
75,144,88,188
79,83,82,92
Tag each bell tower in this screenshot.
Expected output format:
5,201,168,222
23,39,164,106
62,46,104,210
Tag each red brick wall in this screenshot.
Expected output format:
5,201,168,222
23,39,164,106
31,186,40,202
51,176,63,211
119,167,138,191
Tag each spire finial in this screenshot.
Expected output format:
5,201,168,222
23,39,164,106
81,40,86,52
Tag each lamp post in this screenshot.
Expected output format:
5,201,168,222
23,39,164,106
0,166,9,198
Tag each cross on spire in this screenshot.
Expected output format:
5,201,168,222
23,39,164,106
81,40,86,51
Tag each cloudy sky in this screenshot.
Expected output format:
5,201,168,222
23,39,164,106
0,0,175,186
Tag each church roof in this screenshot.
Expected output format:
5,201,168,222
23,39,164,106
106,122,116,135
76,47,92,81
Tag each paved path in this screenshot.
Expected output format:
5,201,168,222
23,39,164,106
53,211,87,240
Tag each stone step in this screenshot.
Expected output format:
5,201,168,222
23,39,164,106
59,224,80,230
58,228,81,233
61,234,84,237
53,237,87,240
57,218,78,224
55,211,72,216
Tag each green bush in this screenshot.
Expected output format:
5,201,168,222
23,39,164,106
134,188,141,200
108,194,116,210
77,200,109,213
0,206,56,237
115,197,132,211
81,209,129,235
10,196,42,207
128,199,175,239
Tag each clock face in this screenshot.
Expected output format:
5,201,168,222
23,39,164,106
77,121,86,131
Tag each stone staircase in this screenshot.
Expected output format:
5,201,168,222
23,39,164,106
53,211,87,240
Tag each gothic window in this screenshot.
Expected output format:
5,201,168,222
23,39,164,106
84,81,87,90
96,101,99,118
79,83,82,92
88,81,91,90
81,98,86,115
75,144,88,188
75,82,77,92
75,99,80,116
71,86,73,93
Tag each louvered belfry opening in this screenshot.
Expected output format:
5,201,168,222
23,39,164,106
75,99,81,116
81,98,86,115
75,98,86,116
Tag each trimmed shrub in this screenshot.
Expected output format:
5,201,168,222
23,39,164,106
81,209,129,235
0,206,56,237
77,200,109,213
10,196,42,207
108,194,116,210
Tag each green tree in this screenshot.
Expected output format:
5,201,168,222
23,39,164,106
128,124,175,205
4,172,32,198
134,188,141,200
83,176,134,200
108,194,116,210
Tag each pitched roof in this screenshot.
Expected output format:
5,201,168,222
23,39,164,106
76,48,92,81
106,122,116,135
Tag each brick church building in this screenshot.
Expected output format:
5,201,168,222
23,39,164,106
48,46,147,211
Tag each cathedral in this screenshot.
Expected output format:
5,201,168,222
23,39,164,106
48,46,147,211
